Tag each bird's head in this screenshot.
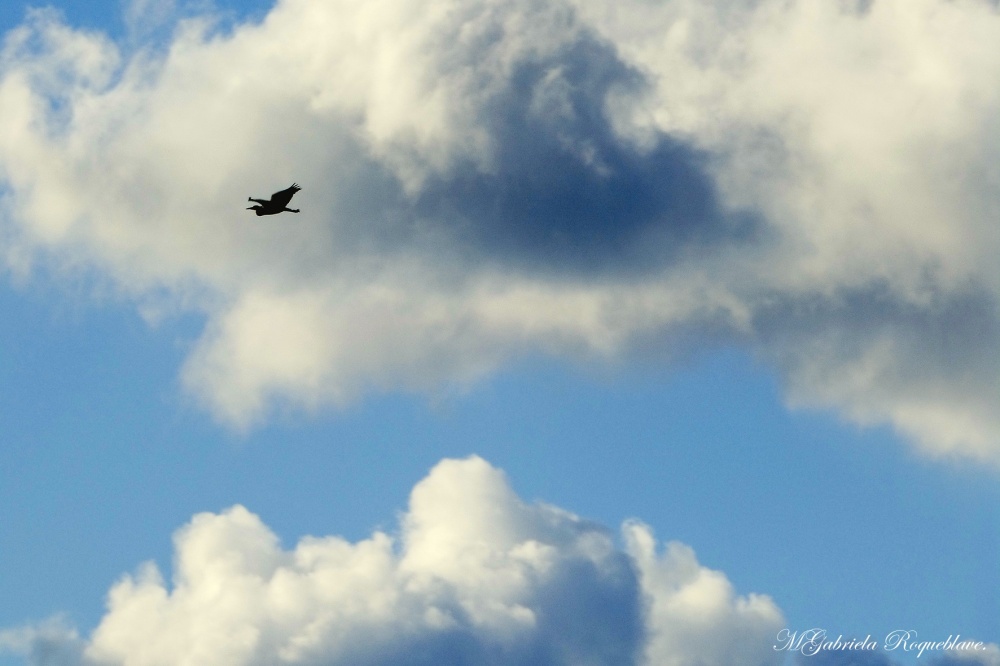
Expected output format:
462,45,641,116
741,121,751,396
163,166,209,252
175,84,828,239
246,205,261,211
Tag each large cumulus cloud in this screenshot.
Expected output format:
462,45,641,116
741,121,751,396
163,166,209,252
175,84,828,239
0,456,785,665
1,0,999,460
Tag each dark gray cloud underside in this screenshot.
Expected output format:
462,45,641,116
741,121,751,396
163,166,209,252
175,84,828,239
414,34,758,275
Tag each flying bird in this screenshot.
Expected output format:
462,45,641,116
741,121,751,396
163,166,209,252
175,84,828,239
247,183,301,216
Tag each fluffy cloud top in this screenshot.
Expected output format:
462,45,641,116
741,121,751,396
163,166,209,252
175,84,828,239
1,0,999,460
1,456,785,665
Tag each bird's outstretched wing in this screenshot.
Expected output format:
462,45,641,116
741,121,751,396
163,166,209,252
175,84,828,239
269,183,301,208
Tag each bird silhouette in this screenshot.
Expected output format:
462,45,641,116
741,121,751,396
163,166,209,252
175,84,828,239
247,183,301,215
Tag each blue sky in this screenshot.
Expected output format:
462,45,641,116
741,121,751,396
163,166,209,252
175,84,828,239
1,1,998,665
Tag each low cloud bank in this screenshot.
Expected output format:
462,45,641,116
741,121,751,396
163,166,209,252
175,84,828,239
2,456,784,665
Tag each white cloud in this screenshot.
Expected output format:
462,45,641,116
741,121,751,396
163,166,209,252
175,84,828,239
0,617,85,666
945,643,1000,666
0,456,785,666
1,0,999,460
624,523,786,666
